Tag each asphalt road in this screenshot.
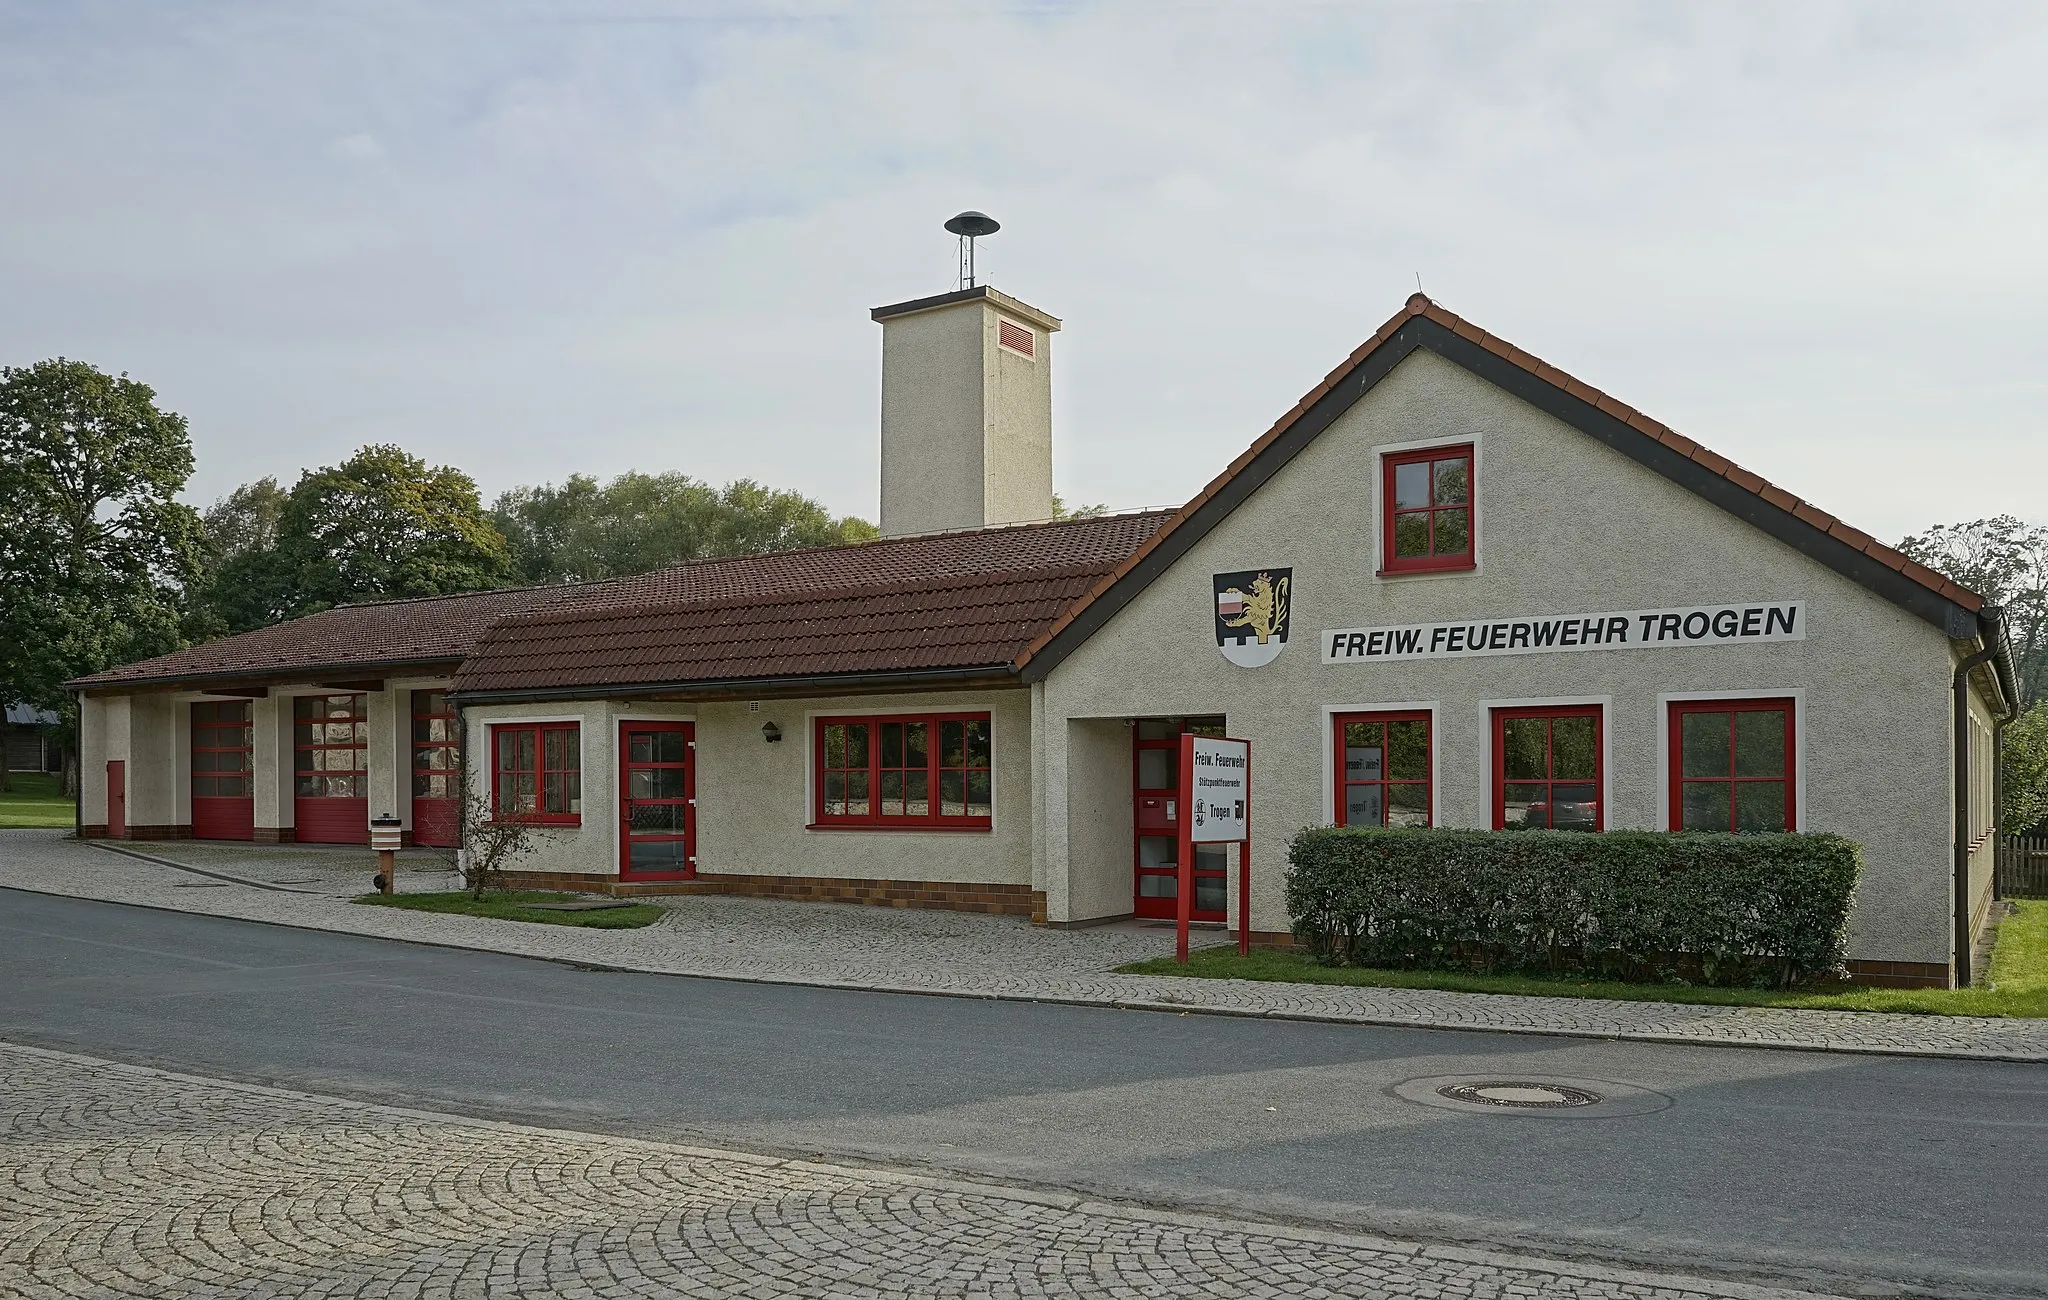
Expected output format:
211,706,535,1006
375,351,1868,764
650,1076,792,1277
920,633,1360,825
3,889,2044,1299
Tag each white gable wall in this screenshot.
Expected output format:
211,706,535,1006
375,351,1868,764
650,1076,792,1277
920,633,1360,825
1041,349,1958,967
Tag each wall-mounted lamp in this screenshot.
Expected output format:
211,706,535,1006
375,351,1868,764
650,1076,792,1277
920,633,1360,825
761,721,782,743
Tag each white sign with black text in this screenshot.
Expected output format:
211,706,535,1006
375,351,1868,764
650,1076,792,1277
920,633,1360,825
1187,736,1250,843
1322,601,1805,665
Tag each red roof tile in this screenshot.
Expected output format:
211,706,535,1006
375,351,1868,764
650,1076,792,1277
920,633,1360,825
69,586,579,689
71,512,1172,693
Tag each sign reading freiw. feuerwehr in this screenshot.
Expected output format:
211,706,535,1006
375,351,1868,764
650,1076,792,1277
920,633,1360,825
1187,736,1249,843
1321,601,1805,665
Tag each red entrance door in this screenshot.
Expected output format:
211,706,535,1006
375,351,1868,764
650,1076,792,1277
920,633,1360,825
106,760,126,838
1132,717,1229,922
411,690,461,848
619,721,693,880
191,700,254,840
294,694,368,844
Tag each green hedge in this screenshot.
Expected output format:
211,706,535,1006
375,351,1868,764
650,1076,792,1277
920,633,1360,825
1285,827,1860,988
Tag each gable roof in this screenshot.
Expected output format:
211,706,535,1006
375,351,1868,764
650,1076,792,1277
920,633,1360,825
69,511,1173,696
451,512,1171,698
68,585,583,690
1016,293,2000,684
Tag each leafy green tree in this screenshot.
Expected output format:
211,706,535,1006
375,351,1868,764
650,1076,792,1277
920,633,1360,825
1898,516,2048,705
187,477,291,636
1051,495,1106,520
491,471,876,584
205,446,512,630
0,359,203,789
2004,702,2048,835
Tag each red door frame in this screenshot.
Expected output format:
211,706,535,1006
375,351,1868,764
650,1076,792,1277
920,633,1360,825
1132,719,1228,922
410,690,461,848
191,700,254,841
294,693,369,844
106,760,125,838
618,720,694,880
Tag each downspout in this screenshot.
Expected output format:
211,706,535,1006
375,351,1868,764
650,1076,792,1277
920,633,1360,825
1952,608,2007,989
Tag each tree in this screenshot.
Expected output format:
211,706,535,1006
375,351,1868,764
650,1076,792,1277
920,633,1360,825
1897,515,2048,705
0,359,203,791
1051,495,1106,520
2004,702,2048,836
187,477,291,636
491,471,877,584
200,446,513,631
456,791,538,899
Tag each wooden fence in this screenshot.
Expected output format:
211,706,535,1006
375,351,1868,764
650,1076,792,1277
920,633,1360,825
1996,835,2048,900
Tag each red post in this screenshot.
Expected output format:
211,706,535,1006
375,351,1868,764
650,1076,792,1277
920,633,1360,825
1176,733,1194,963
1238,738,1252,957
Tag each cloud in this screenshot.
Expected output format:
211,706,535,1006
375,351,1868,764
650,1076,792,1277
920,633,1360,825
0,0,2042,541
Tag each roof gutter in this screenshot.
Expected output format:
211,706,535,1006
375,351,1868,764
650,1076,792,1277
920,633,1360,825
448,664,1021,707
68,656,466,695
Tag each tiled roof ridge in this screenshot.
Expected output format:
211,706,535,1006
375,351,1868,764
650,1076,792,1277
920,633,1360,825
301,510,1174,617
590,506,1174,585
485,560,1124,632
1015,294,1984,672
310,581,581,615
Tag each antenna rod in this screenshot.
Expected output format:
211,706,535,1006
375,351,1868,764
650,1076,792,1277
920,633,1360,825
943,211,1001,291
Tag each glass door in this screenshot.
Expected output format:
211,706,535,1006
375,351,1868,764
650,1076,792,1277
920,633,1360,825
1131,716,1229,922
619,721,693,879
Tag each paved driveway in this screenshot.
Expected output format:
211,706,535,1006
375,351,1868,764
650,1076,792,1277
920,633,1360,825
6,890,2046,1299
4,830,2045,1062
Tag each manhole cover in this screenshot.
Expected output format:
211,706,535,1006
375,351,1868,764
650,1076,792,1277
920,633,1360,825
1396,1074,1670,1118
1435,1081,1602,1109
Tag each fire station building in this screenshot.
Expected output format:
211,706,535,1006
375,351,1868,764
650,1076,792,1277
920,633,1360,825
70,289,2015,987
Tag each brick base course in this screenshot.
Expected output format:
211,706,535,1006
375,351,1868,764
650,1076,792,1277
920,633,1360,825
498,869,1042,918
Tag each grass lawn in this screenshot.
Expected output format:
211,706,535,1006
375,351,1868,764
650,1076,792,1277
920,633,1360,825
0,773,72,829
1118,899,2048,1018
352,890,665,929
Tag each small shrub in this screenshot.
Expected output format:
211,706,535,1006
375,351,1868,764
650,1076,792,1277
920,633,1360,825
1285,827,1860,988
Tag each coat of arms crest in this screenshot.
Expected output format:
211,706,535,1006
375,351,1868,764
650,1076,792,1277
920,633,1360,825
1213,568,1292,668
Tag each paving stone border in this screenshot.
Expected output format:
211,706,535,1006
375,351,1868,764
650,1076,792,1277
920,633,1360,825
0,1040,1845,1300
3,829,2045,1064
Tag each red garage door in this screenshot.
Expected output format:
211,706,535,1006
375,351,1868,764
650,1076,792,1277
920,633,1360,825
191,700,253,840
294,694,367,843
411,690,461,848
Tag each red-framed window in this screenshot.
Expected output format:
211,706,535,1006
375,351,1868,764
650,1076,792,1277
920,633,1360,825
412,691,461,801
192,700,252,798
1669,698,1795,832
294,694,367,798
1494,704,1602,830
813,713,992,829
491,722,582,824
1381,444,1474,574
1333,711,1431,827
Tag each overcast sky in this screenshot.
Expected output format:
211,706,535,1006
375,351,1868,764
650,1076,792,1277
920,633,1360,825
3,1,2042,542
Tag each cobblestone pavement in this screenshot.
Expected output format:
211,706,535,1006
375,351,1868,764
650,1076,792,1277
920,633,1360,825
4,829,2045,1063
0,1041,1840,1300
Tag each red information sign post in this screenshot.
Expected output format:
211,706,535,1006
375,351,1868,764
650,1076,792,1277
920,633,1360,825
1176,734,1251,963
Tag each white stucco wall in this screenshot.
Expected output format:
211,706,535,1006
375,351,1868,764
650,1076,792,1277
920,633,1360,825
461,687,1033,887
1040,349,1964,965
